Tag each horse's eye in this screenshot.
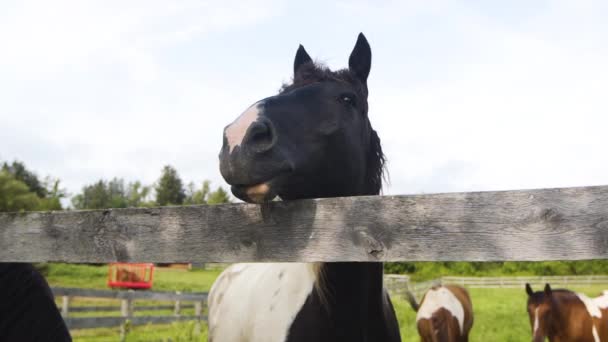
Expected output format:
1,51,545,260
338,93,357,107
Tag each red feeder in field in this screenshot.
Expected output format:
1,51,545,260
107,263,155,290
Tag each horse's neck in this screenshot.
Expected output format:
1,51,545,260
315,187,386,315
547,298,575,338
318,262,385,314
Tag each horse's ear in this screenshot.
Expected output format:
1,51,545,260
526,283,534,296
348,32,372,83
294,44,312,76
544,283,552,296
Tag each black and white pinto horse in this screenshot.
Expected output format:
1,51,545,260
209,33,401,342
0,263,71,341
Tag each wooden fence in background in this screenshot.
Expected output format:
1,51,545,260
384,275,608,300
52,287,206,337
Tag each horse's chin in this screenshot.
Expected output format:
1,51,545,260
231,183,278,204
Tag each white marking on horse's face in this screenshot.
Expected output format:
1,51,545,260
577,292,603,318
533,307,540,335
416,287,465,335
225,102,263,153
208,263,317,342
592,325,600,342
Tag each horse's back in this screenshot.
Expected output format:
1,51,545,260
445,285,474,334
596,307,608,341
208,263,316,342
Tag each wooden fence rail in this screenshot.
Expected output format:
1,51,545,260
441,275,608,288
68,304,195,312
51,274,608,332
52,287,206,332
384,275,608,300
1,185,608,263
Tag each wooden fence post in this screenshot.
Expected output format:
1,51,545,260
61,296,70,317
174,291,181,317
194,301,203,336
120,291,134,342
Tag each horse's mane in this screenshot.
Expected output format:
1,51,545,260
529,289,577,305
279,61,387,195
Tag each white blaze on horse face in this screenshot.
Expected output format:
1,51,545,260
225,101,263,153
593,326,600,342
533,307,540,335
208,263,317,342
416,287,465,335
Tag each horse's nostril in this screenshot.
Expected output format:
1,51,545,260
245,119,275,153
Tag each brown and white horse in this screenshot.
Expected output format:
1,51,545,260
526,283,608,342
407,285,474,342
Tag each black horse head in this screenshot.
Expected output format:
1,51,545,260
219,33,385,203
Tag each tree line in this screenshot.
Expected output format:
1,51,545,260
0,160,230,212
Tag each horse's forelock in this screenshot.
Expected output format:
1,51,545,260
279,62,362,96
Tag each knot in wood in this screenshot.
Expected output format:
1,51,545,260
355,229,385,260
541,208,562,224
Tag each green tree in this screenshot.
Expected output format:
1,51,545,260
155,165,185,206
184,181,231,205
0,171,41,212
38,177,66,210
0,160,65,211
72,178,128,209
184,181,210,205
107,178,128,208
2,160,47,197
126,181,153,207
207,186,231,204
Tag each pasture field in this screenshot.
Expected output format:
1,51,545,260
46,263,608,342
46,263,222,292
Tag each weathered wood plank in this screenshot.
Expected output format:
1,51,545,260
68,304,195,312
63,315,205,330
61,296,70,317
2,185,608,262
51,287,207,302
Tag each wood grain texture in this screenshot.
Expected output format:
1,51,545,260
2,185,608,262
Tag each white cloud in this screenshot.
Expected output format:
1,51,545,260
373,21,608,195
0,0,283,77
0,0,284,198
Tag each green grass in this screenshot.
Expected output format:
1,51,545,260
45,264,608,341
393,285,608,341
70,321,207,342
390,289,530,341
47,263,219,341
46,263,222,292
385,260,608,281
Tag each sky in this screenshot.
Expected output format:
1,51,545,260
1,0,607,203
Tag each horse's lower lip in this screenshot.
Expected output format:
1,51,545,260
245,183,272,203
231,182,277,203
229,169,291,203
